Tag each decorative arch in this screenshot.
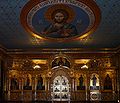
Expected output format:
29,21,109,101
48,53,73,69
50,67,72,85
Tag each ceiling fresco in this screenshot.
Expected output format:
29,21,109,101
0,0,120,50
20,0,100,41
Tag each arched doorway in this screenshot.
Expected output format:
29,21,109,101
51,75,70,101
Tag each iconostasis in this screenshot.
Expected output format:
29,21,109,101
3,52,117,101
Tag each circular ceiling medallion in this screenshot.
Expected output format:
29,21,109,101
20,0,101,41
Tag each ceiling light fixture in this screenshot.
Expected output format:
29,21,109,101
81,64,88,69
33,65,41,69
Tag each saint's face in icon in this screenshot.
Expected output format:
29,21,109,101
54,12,65,23
51,9,69,24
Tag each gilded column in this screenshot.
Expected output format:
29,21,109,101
86,72,90,101
112,71,115,101
34,76,37,101
32,76,35,90
21,77,24,101
8,75,11,100
19,77,22,90
71,77,75,91
47,77,51,91
85,73,88,101
45,77,48,91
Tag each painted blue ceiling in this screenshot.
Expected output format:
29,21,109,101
0,0,120,50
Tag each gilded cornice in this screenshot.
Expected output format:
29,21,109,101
5,47,117,55
0,44,7,54
0,43,120,55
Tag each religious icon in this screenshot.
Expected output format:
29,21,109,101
104,74,112,90
25,74,30,87
24,74,32,90
21,0,101,40
77,74,85,90
27,3,92,40
91,75,97,87
79,75,84,88
63,58,70,68
42,6,78,38
11,75,19,90
37,75,43,90
52,58,59,68
57,57,64,66
90,74,100,90
52,57,70,68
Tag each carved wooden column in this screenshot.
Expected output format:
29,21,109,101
17,76,21,101
47,77,51,91
45,77,48,91
21,77,24,101
71,77,75,91
3,72,7,100
35,75,37,101
87,72,90,101
8,75,11,100
114,68,118,101
19,76,22,90
32,76,36,101
99,71,102,101
112,71,115,101
5,72,9,91
116,68,119,101
101,71,104,90
46,76,51,101
85,73,88,101
32,76,35,90
70,77,75,100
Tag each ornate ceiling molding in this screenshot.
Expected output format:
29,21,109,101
6,48,117,55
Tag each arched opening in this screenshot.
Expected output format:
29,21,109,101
50,67,71,101
52,75,70,101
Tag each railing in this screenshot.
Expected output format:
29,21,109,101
4,90,118,101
